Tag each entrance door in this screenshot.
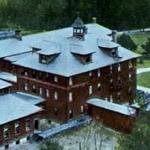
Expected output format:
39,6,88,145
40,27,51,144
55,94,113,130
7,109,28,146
34,119,39,130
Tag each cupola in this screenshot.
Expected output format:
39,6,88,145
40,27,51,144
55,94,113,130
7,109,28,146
72,17,87,40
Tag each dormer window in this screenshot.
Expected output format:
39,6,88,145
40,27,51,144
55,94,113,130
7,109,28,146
98,39,121,59
70,44,95,64
33,41,61,64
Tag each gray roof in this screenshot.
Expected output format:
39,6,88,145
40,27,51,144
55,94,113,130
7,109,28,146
0,79,12,89
0,23,139,77
11,92,45,105
87,98,136,116
0,94,42,125
0,72,17,82
70,43,96,55
98,39,119,49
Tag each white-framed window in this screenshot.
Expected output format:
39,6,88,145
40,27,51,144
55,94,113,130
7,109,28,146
69,92,73,102
110,95,113,102
81,105,84,113
117,92,121,99
24,71,28,76
39,88,42,95
97,83,101,90
69,77,73,86
89,71,92,77
97,69,101,77
54,91,58,100
15,123,20,135
110,79,113,83
118,63,121,72
26,119,31,132
110,65,113,71
129,61,133,69
129,73,132,80
54,76,58,82
24,83,28,91
89,85,93,95
46,89,49,97
3,128,9,139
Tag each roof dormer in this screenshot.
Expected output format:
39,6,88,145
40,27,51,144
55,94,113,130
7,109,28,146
70,44,95,64
98,39,121,59
72,17,87,40
33,42,61,64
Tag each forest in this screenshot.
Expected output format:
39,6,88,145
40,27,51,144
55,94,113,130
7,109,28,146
0,0,150,31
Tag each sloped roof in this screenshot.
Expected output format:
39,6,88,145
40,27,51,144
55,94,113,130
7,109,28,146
1,23,140,77
0,94,42,125
0,79,12,89
87,98,136,116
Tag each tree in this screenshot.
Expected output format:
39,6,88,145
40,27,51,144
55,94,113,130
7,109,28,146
142,38,150,56
117,110,150,150
39,140,63,150
117,33,137,51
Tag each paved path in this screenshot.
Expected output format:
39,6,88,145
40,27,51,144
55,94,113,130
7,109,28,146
137,67,150,94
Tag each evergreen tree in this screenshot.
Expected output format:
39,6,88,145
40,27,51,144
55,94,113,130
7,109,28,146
117,33,137,51
117,110,150,150
142,38,150,55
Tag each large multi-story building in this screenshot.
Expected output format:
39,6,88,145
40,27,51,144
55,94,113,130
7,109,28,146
0,17,139,148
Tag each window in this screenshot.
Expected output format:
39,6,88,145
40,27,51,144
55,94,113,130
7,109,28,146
110,95,113,102
15,123,20,135
39,88,42,95
129,73,132,80
26,119,31,132
97,69,101,77
117,92,121,100
46,89,49,97
54,91,58,100
69,77,73,86
81,105,84,113
89,86,93,95
24,71,28,76
118,63,121,72
129,61,133,69
110,65,113,73
4,128,9,139
97,83,101,91
24,83,28,91
54,76,58,83
69,92,73,102
89,71,92,77
54,108,58,116
32,85,36,93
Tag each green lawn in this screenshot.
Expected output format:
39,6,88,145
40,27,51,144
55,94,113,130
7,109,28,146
137,72,150,88
130,32,150,68
131,32,150,53
137,59,150,68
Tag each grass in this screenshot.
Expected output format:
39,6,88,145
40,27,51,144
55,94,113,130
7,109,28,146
137,72,150,88
137,59,150,68
130,32,150,68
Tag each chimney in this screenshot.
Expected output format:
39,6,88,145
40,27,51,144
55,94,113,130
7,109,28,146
15,30,22,41
92,17,97,23
112,30,117,42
